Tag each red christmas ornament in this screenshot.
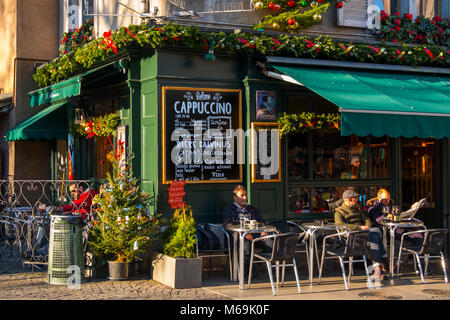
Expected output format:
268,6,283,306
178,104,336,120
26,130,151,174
317,0,325,3
336,1,343,8
287,0,296,7
288,18,296,25
273,3,282,11
268,2,275,9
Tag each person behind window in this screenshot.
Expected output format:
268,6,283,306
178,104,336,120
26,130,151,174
335,189,387,280
223,185,273,278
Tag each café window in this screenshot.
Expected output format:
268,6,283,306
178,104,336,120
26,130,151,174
312,135,368,180
416,0,439,18
374,0,400,14
286,93,391,219
66,0,94,32
287,185,392,218
287,95,390,181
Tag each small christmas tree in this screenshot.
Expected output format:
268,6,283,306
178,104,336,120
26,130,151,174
88,156,159,262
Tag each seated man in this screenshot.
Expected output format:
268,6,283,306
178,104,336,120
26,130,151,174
335,189,387,280
223,185,273,278
61,182,97,220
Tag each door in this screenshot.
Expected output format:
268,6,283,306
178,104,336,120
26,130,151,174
401,138,438,227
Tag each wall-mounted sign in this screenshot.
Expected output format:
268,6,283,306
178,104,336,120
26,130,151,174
256,90,276,120
162,86,243,184
251,122,281,183
168,180,186,209
117,125,128,170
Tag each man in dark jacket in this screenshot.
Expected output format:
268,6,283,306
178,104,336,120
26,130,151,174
223,185,273,278
335,189,387,280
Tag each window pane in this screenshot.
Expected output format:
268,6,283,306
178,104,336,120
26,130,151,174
374,0,400,14
311,96,339,114
417,0,436,18
401,138,435,208
288,187,311,215
370,136,390,179
68,0,81,32
83,0,94,23
313,134,368,180
287,133,309,180
286,95,310,114
287,185,392,220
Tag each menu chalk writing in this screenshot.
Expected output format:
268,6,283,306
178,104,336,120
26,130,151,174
162,87,242,184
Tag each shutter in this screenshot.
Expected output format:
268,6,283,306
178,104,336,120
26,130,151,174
337,0,374,28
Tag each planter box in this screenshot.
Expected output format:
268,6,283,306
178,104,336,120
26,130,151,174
152,253,202,289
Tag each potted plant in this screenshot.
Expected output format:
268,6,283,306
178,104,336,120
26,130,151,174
88,157,160,280
152,204,202,288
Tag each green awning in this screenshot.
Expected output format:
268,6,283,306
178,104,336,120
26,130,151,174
271,64,450,138
6,101,68,141
29,59,128,107
29,77,81,107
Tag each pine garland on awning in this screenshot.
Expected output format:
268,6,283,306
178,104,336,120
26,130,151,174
278,112,340,137
33,22,450,88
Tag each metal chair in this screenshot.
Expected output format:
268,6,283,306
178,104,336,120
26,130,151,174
318,229,372,290
269,220,309,258
248,232,301,296
196,223,233,281
270,220,310,284
396,228,448,283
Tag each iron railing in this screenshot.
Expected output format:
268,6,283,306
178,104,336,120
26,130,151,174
0,179,104,270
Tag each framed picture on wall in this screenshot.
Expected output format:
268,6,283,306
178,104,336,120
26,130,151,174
251,122,281,183
256,90,276,120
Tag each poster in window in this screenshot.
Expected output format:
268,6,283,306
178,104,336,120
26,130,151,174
251,122,281,183
256,90,276,120
162,86,242,184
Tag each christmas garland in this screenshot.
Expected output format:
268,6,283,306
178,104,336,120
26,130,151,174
69,112,120,139
374,12,448,46
59,19,95,56
33,22,450,88
278,112,340,136
253,0,340,32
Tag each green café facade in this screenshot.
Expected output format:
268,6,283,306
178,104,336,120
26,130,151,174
9,45,450,240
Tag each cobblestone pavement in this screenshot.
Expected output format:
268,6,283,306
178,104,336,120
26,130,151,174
0,261,228,300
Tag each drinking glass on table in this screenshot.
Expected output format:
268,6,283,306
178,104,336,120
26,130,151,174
392,205,400,221
382,205,391,221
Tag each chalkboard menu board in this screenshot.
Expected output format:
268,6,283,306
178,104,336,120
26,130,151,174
162,86,242,184
251,122,281,183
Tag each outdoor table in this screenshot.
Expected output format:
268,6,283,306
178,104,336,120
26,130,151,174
302,221,339,284
227,224,277,290
381,218,426,280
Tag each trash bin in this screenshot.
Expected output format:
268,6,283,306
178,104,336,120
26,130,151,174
47,215,85,285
